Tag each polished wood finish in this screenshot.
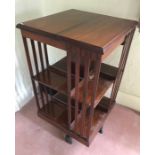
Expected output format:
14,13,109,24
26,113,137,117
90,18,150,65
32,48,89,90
30,39,39,74
71,76,113,107
110,29,135,105
37,42,44,70
17,9,137,146
17,10,137,54
33,68,67,94
43,44,49,68
51,57,118,80
22,37,40,110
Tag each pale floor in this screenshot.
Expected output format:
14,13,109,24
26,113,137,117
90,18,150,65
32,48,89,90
15,97,139,155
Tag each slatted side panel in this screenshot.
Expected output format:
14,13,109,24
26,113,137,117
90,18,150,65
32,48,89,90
110,29,135,104
67,46,102,139
74,48,80,131
43,43,49,68
80,52,90,137
87,53,102,138
22,37,40,110
21,34,51,111
37,42,44,71
67,48,72,129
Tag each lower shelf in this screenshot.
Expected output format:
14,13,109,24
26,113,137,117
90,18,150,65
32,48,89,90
71,97,110,139
34,67,113,108
38,95,112,146
38,99,69,129
71,77,113,108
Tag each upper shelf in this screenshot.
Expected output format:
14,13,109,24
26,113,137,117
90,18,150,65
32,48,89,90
33,57,118,107
17,9,137,54
71,97,110,139
51,57,118,81
33,68,68,95
71,77,112,108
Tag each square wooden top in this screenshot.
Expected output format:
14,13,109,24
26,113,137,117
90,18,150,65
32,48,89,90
17,9,137,53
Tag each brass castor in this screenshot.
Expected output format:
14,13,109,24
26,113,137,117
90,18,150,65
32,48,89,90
64,135,72,144
99,127,103,134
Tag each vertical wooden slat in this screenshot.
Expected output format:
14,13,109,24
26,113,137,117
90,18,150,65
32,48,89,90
80,52,90,137
22,37,33,76
43,43,49,68
44,86,49,113
38,42,44,71
30,39,39,75
112,29,135,98
110,29,135,103
110,42,127,103
39,84,45,108
50,89,54,114
87,53,102,137
74,49,80,131
67,49,72,129
22,36,40,110
113,30,135,99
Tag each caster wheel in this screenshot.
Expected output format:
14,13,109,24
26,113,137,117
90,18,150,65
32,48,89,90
64,135,72,144
99,127,103,134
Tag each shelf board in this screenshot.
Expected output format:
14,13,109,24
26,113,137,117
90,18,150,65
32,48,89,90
33,69,67,94
47,76,112,109
89,97,116,143
53,92,82,110
50,57,115,107
38,98,75,129
71,97,110,139
38,95,113,145
50,57,118,81
34,57,116,109
33,69,75,95
53,93,68,105
50,57,88,78
50,57,67,75
71,77,113,108
97,96,112,113
100,63,118,80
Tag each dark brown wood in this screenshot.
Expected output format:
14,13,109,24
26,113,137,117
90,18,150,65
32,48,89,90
43,44,49,68
30,39,39,75
39,84,45,108
22,37,33,76
17,10,137,146
67,50,72,129
100,63,118,80
114,30,135,99
17,9,137,54
45,86,50,113
97,97,112,112
33,69,67,94
71,97,109,141
38,42,44,71
71,75,113,107
110,29,135,104
74,49,80,131
22,37,40,110
50,57,118,81
101,35,125,61
80,52,90,137
87,53,102,138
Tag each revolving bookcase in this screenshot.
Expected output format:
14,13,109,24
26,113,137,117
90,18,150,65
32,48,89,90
17,9,137,146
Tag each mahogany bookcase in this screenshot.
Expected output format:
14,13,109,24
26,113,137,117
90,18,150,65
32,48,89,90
16,9,137,146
